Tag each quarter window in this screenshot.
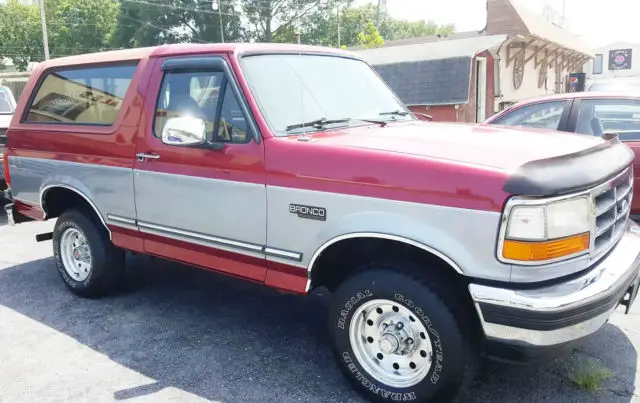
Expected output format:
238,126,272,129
490,100,566,131
24,63,137,125
154,70,249,144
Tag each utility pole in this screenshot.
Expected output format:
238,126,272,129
376,0,381,28
337,1,341,47
39,0,49,60
212,0,225,43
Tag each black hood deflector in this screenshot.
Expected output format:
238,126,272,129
503,133,635,197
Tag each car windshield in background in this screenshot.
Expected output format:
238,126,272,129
240,53,412,136
0,91,13,114
588,80,640,93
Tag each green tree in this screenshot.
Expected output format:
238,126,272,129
357,20,384,48
111,0,243,48
0,0,43,71
47,0,120,57
243,0,329,42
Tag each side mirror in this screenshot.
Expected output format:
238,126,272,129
412,112,433,121
161,116,206,146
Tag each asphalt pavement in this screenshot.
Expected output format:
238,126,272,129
0,209,639,403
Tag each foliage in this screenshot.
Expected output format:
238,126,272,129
567,358,615,392
48,0,120,57
111,0,243,47
357,20,383,48
0,0,42,71
0,0,456,71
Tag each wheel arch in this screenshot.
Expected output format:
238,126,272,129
307,232,465,292
40,184,111,239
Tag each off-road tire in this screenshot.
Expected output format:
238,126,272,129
53,209,125,298
327,262,479,402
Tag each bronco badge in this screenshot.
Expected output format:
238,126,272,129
289,204,327,221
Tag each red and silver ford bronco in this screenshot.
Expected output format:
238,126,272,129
3,43,640,402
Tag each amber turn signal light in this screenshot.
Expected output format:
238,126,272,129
502,232,590,262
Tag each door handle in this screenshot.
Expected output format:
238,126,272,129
136,152,160,162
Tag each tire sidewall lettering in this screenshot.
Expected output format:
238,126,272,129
337,289,373,330
54,220,92,289
342,351,418,401
394,293,444,385
333,286,446,402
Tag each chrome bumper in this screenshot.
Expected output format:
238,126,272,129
470,221,640,354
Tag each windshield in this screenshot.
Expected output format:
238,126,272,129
240,53,412,136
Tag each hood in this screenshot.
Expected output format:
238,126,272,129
0,114,12,129
297,120,603,171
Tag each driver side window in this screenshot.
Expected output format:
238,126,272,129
492,100,567,131
154,70,249,144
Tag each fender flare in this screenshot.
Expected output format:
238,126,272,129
39,184,112,239
306,232,464,292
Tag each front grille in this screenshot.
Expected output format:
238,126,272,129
0,128,6,146
592,166,633,256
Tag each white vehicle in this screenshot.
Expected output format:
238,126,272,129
588,76,640,93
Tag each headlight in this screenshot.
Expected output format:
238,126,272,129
500,196,593,264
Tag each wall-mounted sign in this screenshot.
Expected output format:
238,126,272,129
609,48,633,70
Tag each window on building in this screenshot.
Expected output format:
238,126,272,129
154,70,249,144
24,63,138,125
593,54,603,74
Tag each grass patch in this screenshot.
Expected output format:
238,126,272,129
567,359,615,392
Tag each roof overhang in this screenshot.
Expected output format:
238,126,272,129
503,34,592,73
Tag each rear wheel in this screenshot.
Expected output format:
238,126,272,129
53,209,125,298
327,264,478,402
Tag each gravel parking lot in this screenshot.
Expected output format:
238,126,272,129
1,207,639,403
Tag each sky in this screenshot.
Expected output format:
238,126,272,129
353,0,640,49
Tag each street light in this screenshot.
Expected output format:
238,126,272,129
212,0,224,43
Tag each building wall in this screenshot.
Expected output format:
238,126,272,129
493,43,585,111
408,52,496,124
584,42,640,80
408,104,463,122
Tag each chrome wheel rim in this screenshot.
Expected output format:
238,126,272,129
349,298,433,388
60,228,92,282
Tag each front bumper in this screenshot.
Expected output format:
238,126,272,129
470,221,640,363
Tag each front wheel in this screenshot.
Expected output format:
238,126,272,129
327,265,478,402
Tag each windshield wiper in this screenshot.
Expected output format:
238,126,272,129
285,117,386,132
285,118,351,132
379,110,410,117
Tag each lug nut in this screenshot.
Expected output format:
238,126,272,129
396,322,404,330
407,338,413,345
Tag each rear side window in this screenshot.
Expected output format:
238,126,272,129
24,63,138,125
